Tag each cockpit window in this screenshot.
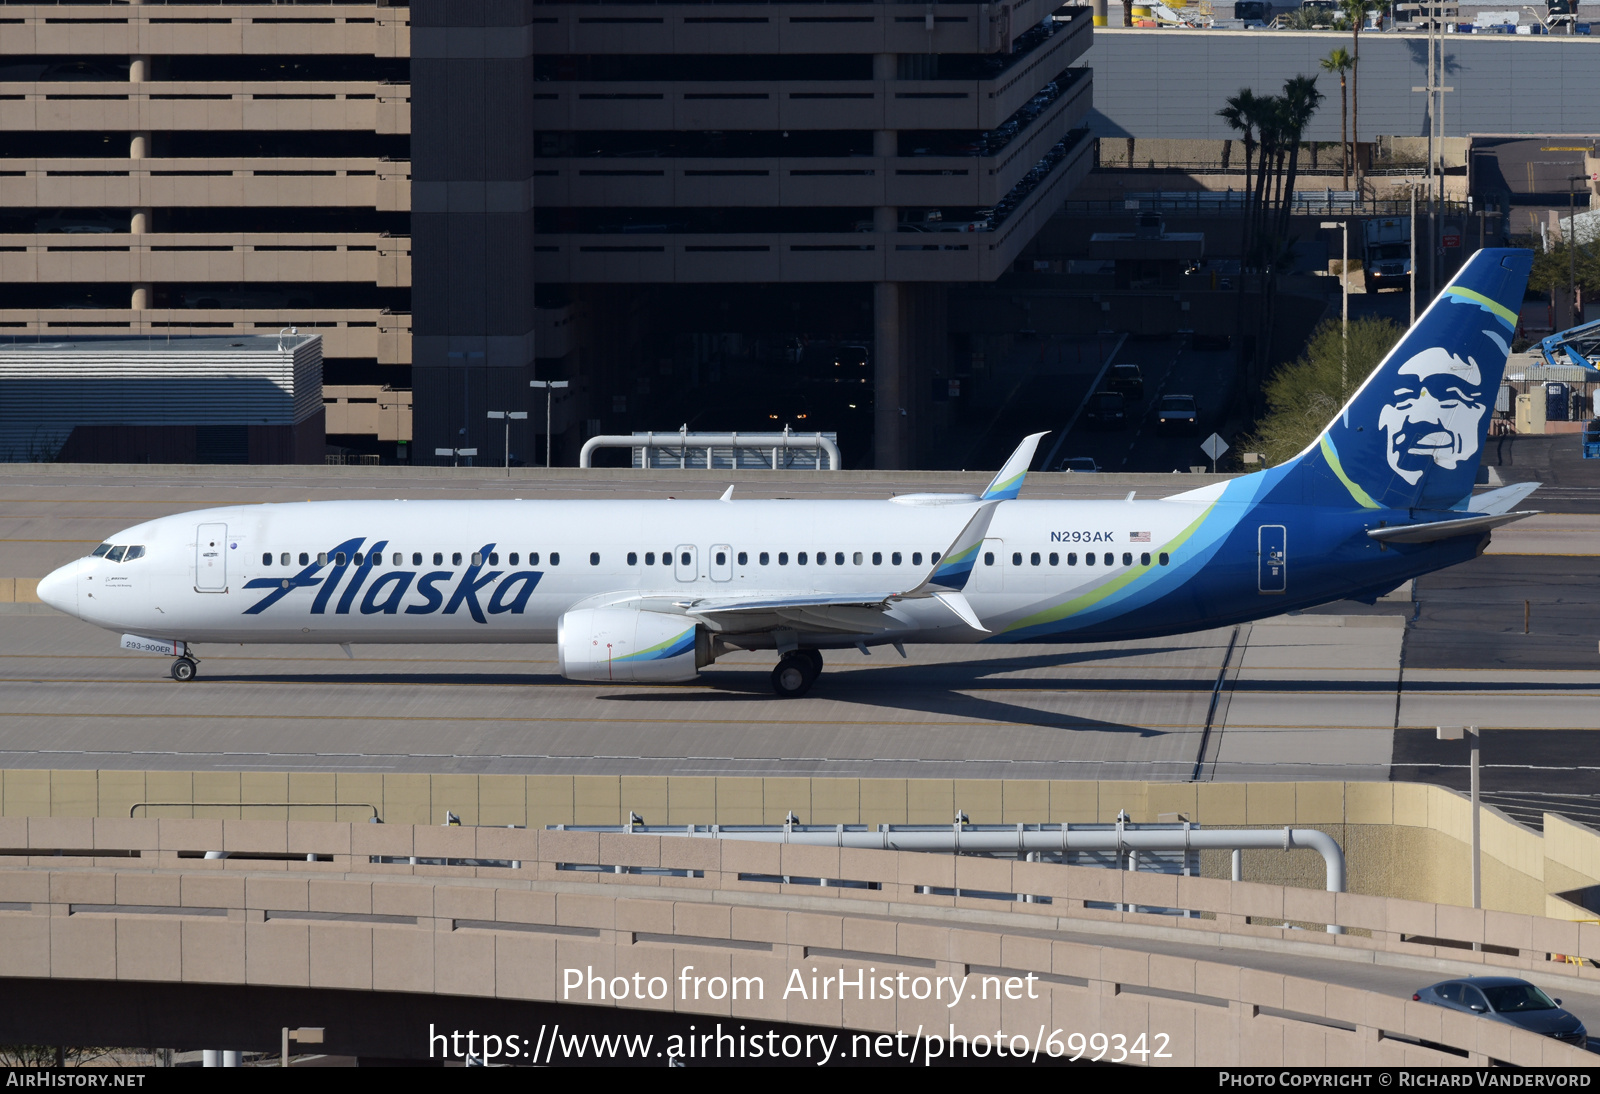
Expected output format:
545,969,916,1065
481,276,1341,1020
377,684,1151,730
92,543,112,558
124,546,145,561
106,545,127,563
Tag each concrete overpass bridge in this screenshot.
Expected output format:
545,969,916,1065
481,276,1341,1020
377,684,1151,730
1,813,1596,1066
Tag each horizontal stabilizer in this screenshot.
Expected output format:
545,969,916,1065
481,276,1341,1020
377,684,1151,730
1468,480,1541,516
1366,510,1539,544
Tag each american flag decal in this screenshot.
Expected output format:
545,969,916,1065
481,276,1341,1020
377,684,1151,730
1130,531,1151,543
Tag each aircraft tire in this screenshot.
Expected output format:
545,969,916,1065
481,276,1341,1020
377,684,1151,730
802,649,823,676
771,654,815,698
171,657,197,682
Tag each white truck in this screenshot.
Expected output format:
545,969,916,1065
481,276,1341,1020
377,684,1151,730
1362,217,1411,294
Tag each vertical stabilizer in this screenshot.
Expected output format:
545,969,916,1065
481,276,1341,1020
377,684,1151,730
1280,248,1531,512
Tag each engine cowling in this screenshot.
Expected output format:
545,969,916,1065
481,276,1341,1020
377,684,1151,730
556,608,707,683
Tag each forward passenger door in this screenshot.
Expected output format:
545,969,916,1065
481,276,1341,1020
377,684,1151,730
195,523,228,592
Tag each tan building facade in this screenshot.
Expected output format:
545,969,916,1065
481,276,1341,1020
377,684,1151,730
0,2,413,460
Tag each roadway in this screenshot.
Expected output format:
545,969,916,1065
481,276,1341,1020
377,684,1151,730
0,465,1594,792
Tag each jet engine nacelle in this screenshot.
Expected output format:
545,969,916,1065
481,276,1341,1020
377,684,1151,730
556,608,708,683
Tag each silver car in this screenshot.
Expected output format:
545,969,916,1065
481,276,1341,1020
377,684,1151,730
1413,977,1587,1049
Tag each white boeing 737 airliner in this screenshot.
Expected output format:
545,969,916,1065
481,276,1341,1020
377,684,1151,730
37,250,1542,697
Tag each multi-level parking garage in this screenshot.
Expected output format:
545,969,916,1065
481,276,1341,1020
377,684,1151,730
0,2,413,460
414,1,1095,472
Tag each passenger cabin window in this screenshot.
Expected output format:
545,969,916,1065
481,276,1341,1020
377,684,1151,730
759,552,769,565
1012,552,1022,566
797,552,807,565
412,552,422,566
854,552,864,565
983,552,994,566
371,552,382,568
1141,552,1151,566
912,552,922,566
453,552,463,566
932,552,941,563
470,553,481,567
714,551,726,566
529,552,540,565
282,553,291,566
1084,552,1095,566
432,552,443,566
488,553,498,566
1104,552,1113,566
815,552,826,565
1122,552,1133,566
1068,553,1078,565
353,553,364,566
510,553,520,566
644,552,655,565
393,552,402,566
300,552,310,566
891,552,901,566
1049,553,1059,566
871,552,881,565
1031,552,1041,566
737,551,747,565
627,552,637,566
334,552,347,566
318,552,329,566
262,552,272,565
836,552,845,565
550,552,560,565
778,552,789,565
1159,552,1170,566
679,551,690,566
590,552,600,566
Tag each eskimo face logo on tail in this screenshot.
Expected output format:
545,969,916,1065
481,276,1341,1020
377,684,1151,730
241,540,543,622
1377,348,1487,486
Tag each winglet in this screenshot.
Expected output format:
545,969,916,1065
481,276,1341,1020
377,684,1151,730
980,432,1049,501
900,500,1000,597
720,485,734,502
933,590,987,632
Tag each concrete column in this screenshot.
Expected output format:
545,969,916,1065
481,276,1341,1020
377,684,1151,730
874,281,905,469
131,209,151,234
874,130,896,231
129,133,150,159
129,56,149,83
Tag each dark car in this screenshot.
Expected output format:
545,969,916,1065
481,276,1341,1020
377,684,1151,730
1084,391,1127,430
1414,977,1587,1049
1107,363,1144,401
1156,394,1200,434
1055,456,1101,472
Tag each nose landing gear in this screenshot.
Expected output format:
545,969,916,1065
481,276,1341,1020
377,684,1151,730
771,649,822,697
171,656,198,682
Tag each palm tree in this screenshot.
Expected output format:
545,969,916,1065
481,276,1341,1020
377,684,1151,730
1339,0,1365,187
1275,75,1325,241
1217,89,1264,220
1320,48,1354,190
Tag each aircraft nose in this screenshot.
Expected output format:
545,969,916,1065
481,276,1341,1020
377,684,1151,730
36,560,80,616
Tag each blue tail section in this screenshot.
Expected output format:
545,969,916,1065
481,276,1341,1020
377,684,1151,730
1277,248,1531,512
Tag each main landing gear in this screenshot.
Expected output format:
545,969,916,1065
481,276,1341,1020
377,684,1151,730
170,656,198,682
771,649,822,698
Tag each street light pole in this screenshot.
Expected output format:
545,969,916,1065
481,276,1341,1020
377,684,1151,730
530,380,570,468
1569,174,1585,327
1321,220,1348,388
486,410,528,476
1437,725,1482,920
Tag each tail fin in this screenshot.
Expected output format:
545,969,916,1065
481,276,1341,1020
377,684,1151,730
1284,248,1531,512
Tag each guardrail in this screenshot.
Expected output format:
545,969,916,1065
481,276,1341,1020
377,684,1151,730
0,817,1592,1067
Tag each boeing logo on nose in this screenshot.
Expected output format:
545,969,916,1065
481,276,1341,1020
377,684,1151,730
242,539,544,623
